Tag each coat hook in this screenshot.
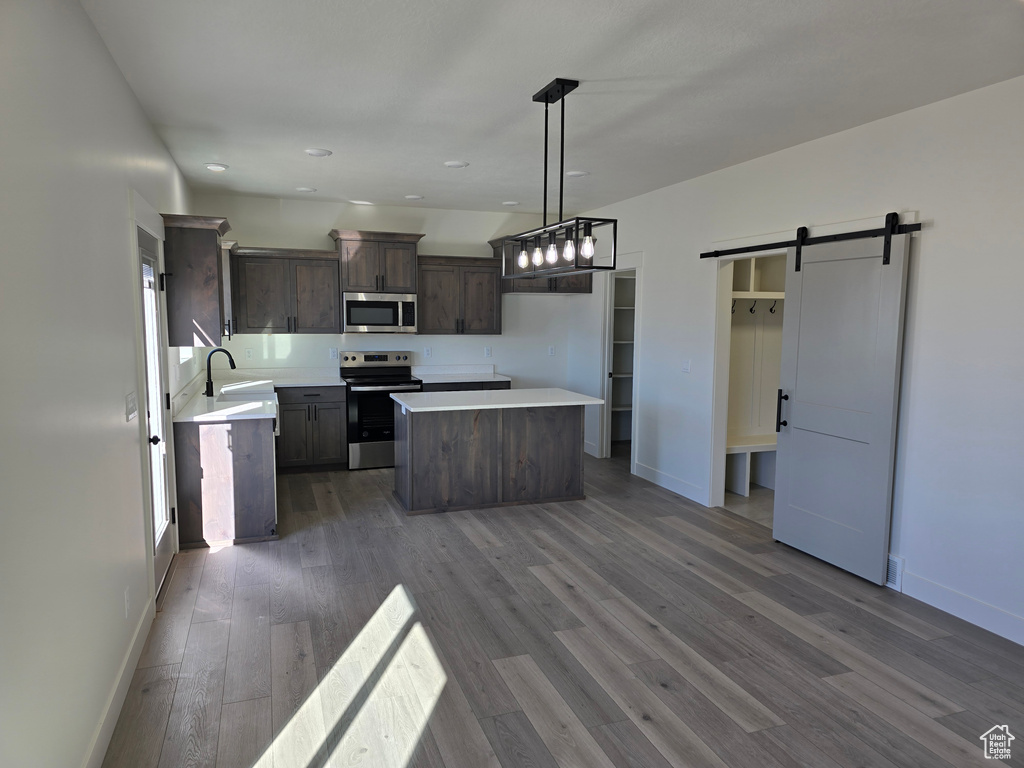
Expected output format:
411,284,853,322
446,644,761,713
769,300,777,314
749,300,757,314
731,299,736,314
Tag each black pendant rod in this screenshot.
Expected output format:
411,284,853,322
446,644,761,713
543,102,549,226
559,96,565,222
699,214,921,260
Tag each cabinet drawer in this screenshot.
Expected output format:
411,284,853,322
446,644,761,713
275,386,347,404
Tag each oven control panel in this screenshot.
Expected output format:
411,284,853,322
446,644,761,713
340,351,412,367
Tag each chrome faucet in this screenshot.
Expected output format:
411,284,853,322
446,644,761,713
205,348,236,397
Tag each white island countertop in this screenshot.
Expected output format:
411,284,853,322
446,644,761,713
392,387,602,413
173,392,279,423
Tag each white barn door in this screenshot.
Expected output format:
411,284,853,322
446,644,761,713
773,233,910,584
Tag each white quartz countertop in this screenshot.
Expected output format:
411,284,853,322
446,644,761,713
415,373,512,384
174,392,279,423
392,387,602,413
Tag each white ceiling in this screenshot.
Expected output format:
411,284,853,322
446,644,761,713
82,0,1024,214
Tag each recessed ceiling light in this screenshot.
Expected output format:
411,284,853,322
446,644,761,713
304,148,333,157
404,195,424,200
502,201,520,206
565,170,589,177
444,160,469,169
349,200,374,206
295,187,317,193
205,163,229,172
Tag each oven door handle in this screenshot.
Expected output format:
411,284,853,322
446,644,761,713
349,384,422,392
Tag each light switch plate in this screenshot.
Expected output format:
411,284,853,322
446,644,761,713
547,345,556,356
681,359,691,373
125,392,138,422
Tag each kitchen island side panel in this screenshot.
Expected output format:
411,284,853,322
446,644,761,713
409,407,501,511
394,402,411,509
503,406,584,503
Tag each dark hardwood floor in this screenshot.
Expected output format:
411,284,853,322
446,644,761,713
103,452,1024,767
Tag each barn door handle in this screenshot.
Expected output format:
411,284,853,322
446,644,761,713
776,390,789,432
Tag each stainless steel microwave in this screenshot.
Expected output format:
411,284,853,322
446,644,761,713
342,292,417,333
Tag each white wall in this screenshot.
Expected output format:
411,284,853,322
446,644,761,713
574,76,1024,643
191,192,576,387
0,2,190,767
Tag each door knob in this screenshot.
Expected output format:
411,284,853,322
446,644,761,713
149,435,161,445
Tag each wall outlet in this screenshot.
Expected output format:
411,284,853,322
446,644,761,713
125,392,137,422
423,347,432,358
245,348,254,361
123,586,130,619
681,359,691,373
547,345,556,356
484,346,492,358
329,347,338,360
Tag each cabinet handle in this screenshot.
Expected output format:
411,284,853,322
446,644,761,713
776,389,790,432
293,316,298,333
307,404,311,421
286,316,291,333
314,404,317,420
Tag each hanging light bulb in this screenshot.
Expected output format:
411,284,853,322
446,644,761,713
531,237,544,266
580,222,595,259
545,232,558,264
517,241,529,269
563,227,575,262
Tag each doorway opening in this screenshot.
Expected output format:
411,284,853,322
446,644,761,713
715,253,786,527
605,271,637,460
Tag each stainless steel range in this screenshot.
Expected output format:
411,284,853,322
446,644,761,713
341,351,421,469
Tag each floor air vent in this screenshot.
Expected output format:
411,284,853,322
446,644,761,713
885,555,904,591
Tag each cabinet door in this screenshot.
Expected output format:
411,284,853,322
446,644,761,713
164,227,223,346
341,240,380,293
460,265,502,333
236,257,292,334
292,259,341,333
312,401,347,465
552,272,593,294
276,403,313,467
380,243,417,293
418,264,459,334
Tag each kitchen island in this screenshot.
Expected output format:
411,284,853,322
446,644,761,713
390,388,603,514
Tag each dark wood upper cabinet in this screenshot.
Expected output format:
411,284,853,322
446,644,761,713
235,257,291,334
488,236,592,294
460,264,502,333
292,260,341,333
418,256,501,335
161,215,231,347
339,240,379,293
330,230,424,294
418,263,459,334
380,243,417,293
232,248,340,334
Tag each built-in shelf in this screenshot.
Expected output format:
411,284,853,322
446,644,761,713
611,273,636,443
726,433,778,453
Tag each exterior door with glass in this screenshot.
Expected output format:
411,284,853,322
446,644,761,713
138,228,175,592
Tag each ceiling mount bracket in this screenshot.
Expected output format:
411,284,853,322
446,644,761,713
532,78,579,104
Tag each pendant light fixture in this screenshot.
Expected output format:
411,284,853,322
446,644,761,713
501,78,617,281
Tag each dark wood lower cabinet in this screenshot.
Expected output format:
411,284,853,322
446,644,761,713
173,418,278,548
394,404,584,514
275,387,347,468
420,381,511,393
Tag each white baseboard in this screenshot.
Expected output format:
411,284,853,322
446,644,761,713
634,461,707,506
81,600,156,768
584,439,600,458
903,571,1024,646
